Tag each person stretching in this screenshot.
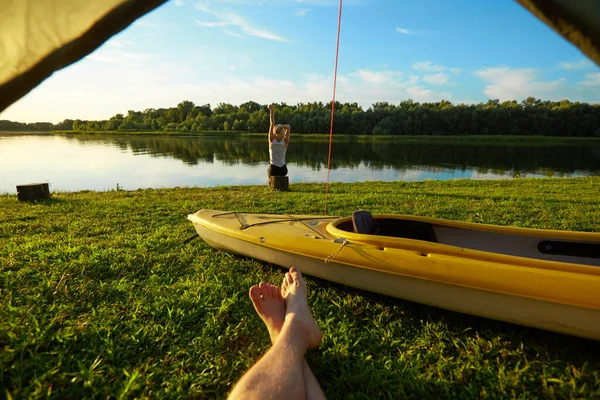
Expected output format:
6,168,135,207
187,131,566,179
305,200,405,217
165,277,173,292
228,268,326,400
267,103,290,178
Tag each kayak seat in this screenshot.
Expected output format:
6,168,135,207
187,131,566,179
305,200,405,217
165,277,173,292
352,210,380,235
378,219,438,243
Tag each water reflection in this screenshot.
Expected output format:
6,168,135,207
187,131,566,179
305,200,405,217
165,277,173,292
0,133,598,193
63,134,600,174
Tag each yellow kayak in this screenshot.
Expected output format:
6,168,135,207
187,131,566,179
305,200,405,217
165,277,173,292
187,209,600,340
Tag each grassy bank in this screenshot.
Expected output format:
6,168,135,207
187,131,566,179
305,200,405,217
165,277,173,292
29,130,600,144
2,178,600,399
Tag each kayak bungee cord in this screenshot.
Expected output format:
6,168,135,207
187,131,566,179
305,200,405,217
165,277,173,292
325,238,349,263
210,211,351,260
324,0,343,216
212,211,338,238
185,212,341,244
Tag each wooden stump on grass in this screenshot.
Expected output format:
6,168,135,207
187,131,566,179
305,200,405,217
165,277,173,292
17,183,50,201
269,176,289,191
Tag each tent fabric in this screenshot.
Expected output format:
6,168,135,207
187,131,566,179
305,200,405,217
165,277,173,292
0,0,598,114
516,0,600,68
0,0,167,113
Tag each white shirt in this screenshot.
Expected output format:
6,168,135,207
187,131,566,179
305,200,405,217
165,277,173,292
269,139,287,167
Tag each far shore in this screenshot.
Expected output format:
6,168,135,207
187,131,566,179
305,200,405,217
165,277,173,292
2,130,600,143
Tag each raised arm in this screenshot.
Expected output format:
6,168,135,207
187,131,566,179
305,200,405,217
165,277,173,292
268,104,275,143
281,124,291,147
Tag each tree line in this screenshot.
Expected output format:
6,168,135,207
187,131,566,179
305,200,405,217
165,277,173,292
2,97,600,136
0,120,53,131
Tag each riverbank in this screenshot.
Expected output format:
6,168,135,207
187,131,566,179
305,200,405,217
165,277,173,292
2,178,600,398
241,133,600,145
8,130,600,144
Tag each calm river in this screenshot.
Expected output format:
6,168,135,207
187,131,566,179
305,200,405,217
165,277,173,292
1,133,599,194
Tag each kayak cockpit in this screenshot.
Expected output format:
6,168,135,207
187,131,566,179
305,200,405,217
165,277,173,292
334,211,438,242
328,211,600,267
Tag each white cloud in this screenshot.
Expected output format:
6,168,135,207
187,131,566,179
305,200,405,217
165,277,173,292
86,53,122,64
412,61,461,75
348,69,403,84
229,57,252,71
396,27,415,35
175,0,185,5
412,61,445,72
87,51,160,66
422,73,448,85
475,67,565,100
294,9,309,16
1,60,455,122
307,70,422,105
406,86,451,102
558,59,592,70
224,30,246,38
194,3,288,41
579,72,600,87
132,19,164,28
412,62,458,86
194,19,230,27
106,39,135,49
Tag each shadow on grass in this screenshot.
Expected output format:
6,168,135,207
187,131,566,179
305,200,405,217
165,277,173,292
309,350,468,399
17,197,70,206
296,274,600,399
300,273,600,363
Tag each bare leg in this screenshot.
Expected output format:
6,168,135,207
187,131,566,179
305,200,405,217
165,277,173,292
228,269,323,400
248,281,326,400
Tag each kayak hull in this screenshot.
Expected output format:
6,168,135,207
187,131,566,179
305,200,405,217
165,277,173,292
188,210,600,340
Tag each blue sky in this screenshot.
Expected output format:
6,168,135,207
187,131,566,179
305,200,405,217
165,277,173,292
3,0,599,123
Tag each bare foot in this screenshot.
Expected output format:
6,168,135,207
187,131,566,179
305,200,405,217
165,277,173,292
281,268,322,349
249,282,285,343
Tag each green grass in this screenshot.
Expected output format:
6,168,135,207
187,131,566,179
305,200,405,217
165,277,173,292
2,178,600,399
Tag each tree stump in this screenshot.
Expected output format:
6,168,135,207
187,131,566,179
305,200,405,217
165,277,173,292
269,176,289,191
16,183,51,201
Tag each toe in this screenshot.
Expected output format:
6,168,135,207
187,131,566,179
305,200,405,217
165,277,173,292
259,281,270,296
270,284,279,298
249,285,261,301
289,268,304,286
286,272,294,286
264,283,273,298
